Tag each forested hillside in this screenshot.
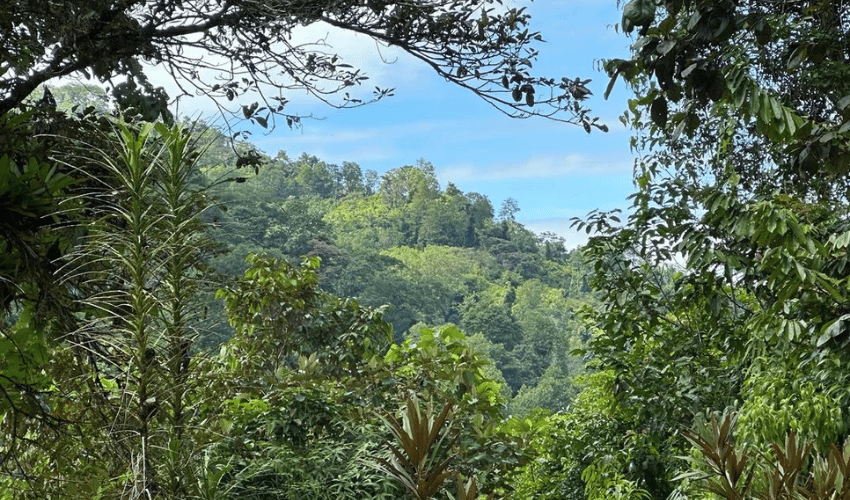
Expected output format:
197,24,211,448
3,0,850,499
194,128,595,414
1,0,609,495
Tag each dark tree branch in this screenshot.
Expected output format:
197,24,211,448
0,0,603,129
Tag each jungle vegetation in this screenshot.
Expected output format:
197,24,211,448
1,0,849,499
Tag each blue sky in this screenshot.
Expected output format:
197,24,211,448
173,1,638,248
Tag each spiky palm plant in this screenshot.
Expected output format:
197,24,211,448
60,120,215,498
374,397,459,500
681,411,850,500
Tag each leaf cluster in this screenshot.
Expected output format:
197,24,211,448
682,411,850,500
375,398,458,500
0,0,602,129
608,0,850,198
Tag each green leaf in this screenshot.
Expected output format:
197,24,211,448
749,85,762,118
760,92,772,125
783,108,797,136
833,230,850,249
622,0,656,32
770,96,783,123
657,40,676,56
817,278,844,302
787,45,807,70
817,314,850,347
650,96,668,128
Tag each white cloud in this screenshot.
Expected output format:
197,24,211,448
249,118,450,164
520,205,587,220
441,153,633,182
290,22,426,90
271,119,444,146
253,133,401,164
48,19,430,120
155,21,429,118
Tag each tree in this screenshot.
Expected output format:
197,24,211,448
498,197,520,222
324,195,407,250
419,191,475,247
212,257,530,499
0,121,217,497
680,411,850,500
607,0,849,199
509,280,581,388
363,245,495,336
379,163,440,210
569,0,850,495
340,161,366,197
378,325,537,495
293,154,340,198
459,290,521,351
467,192,495,244
508,371,633,500
1,0,623,490
1,0,606,129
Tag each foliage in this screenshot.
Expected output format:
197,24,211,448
1,0,604,128
206,254,538,499
69,121,214,497
460,286,521,352
29,83,110,114
508,279,583,395
374,397,458,500
380,325,538,495
186,252,402,500
199,151,594,411
379,245,496,330
0,120,217,498
681,411,850,500
0,103,106,328
509,371,630,500
0,147,75,413
498,197,520,222
216,253,393,381
0,107,554,499
383,326,504,416
508,362,580,417
205,381,399,500
563,0,850,498
581,463,650,500
374,395,508,500
738,349,850,452
0,0,619,495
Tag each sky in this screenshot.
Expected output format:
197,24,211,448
136,1,641,248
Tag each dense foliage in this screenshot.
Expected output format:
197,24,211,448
0,0,605,496
540,0,850,499
6,0,850,498
196,141,593,406
191,144,585,414
0,115,566,498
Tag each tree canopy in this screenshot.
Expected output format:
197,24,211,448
1,0,606,130
608,0,849,198
555,0,850,497
10,0,850,498
0,110,573,498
